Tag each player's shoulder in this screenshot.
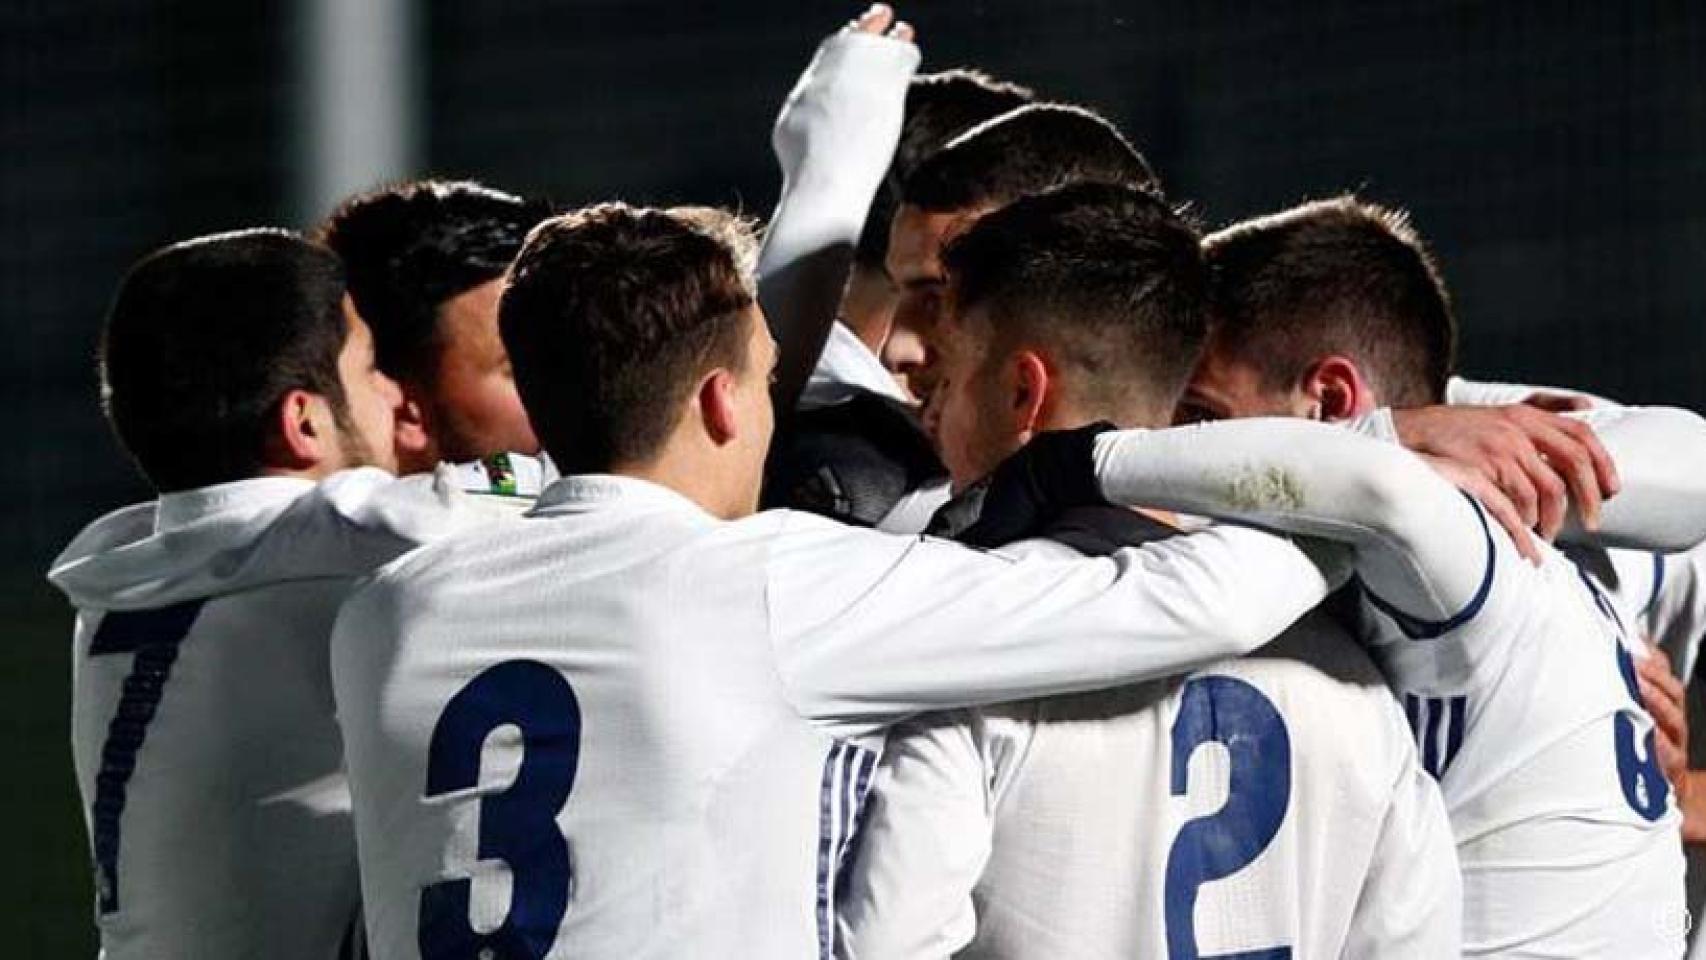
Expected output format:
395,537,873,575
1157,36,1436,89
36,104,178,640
1194,609,1406,738
309,466,511,544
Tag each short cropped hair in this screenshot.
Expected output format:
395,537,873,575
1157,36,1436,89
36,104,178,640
900,103,1159,216
318,179,551,382
500,203,759,474
100,229,351,492
854,69,1036,268
941,181,1209,420
1205,196,1456,407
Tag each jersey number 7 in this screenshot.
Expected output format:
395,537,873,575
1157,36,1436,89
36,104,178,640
86,600,206,915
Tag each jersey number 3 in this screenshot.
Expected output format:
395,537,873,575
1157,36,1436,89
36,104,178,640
419,660,582,960
1164,675,1293,960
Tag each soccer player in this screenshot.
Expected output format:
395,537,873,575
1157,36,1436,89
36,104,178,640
839,182,1459,958
319,178,555,496
1016,196,1700,956
330,202,1348,959
759,6,1034,527
47,230,490,959
772,100,1160,532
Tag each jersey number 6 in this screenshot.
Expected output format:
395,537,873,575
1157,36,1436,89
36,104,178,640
1164,675,1293,960
419,660,582,960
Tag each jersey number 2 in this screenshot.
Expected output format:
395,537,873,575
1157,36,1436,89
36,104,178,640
1164,675,1293,960
419,660,582,960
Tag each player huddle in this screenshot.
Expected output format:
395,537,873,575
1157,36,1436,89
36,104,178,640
47,6,1706,959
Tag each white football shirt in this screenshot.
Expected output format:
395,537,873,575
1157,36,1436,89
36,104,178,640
839,534,1460,959
1089,418,1687,957
331,473,1340,960
48,468,489,960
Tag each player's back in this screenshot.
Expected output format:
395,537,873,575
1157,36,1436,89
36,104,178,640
334,476,863,959
49,469,472,960
839,524,1458,959
1358,530,1686,956
976,615,1450,958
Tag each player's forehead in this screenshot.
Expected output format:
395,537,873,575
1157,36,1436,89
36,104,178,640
887,205,970,283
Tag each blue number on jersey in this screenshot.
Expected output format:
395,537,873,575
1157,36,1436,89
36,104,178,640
1577,569,1670,821
86,600,206,914
1164,675,1293,960
1613,641,1669,820
418,660,582,960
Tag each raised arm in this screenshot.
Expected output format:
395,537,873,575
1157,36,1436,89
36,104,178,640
767,511,1344,737
758,7,918,413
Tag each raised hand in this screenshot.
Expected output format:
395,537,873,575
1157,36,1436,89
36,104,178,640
848,3,914,42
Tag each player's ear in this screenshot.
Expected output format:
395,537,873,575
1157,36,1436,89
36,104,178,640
1299,354,1376,423
699,367,740,447
1012,349,1051,436
265,388,335,471
390,385,435,466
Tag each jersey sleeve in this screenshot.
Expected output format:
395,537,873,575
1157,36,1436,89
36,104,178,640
1646,545,1706,683
1445,374,1611,408
1089,418,1493,625
758,28,918,411
1343,748,1463,956
765,511,1343,738
1446,377,1706,553
1559,405,1706,553
836,711,1008,959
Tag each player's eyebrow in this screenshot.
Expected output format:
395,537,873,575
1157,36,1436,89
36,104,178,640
902,276,944,292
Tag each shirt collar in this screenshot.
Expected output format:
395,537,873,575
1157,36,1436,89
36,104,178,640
531,473,714,519
154,476,315,532
802,321,913,408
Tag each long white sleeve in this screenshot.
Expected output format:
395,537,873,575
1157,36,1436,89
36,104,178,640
1561,405,1706,551
1447,376,1706,551
1445,374,1610,408
766,512,1342,738
1090,418,1491,623
836,712,996,959
757,29,918,410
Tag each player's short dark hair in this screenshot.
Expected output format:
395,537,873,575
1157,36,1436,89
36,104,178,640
942,181,1208,420
899,103,1159,217
500,203,758,474
99,229,351,492
1205,196,1456,408
318,179,551,383
854,70,1037,268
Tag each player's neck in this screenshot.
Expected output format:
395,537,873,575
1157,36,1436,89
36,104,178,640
613,449,750,521
257,462,342,484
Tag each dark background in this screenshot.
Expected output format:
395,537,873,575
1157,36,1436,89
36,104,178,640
5,1,1703,951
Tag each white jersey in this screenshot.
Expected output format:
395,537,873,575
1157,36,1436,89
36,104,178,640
1357,520,1685,957
1572,542,1706,687
1088,417,1687,957
1573,541,1706,959
47,468,487,960
331,473,1340,960
840,534,1459,959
